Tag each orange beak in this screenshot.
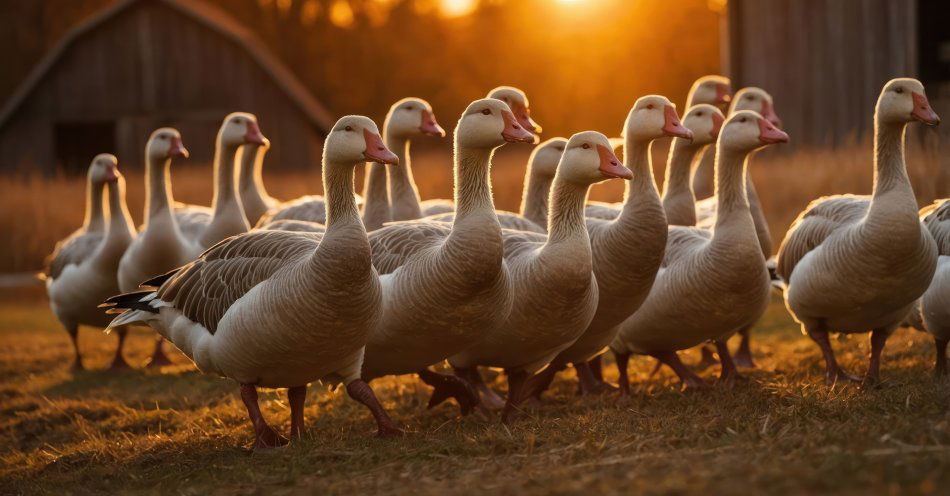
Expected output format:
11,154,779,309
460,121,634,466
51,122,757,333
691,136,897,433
244,120,267,145
363,128,399,164
501,110,536,143
715,83,732,105
663,105,694,140
911,92,941,126
760,99,783,129
710,112,724,140
168,136,189,159
596,144,632,180
758,118,789,144
419,109,446,137
512,102,542,138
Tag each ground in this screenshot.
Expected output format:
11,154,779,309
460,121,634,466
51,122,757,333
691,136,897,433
2,286,949,495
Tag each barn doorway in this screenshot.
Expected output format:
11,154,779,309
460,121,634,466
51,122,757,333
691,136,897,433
918,0,950,85
54,121,116,174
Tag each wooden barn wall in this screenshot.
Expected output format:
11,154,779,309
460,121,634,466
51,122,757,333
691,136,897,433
728,0,918,148
0,2,324,173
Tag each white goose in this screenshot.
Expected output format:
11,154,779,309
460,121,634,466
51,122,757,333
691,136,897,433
174,112,263,247
776,78,939,385
359,98,535,415
611,110,788,391
238,138,278,226
103,115,402,449
448,131,630,422
908,200,950,377
419,86,541,217
44,155,135,370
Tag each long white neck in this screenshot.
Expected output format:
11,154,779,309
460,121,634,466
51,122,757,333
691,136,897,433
211,140,243,219
546,178,591,246
661,138,704,226
83,178,106,233
386,133,423,220
613,136,662,231
101,179,135,254
520,167,554,228
452,145,497,225
145,154,175,227
323,159,362,234
712,146,752,230
238,145,274,209
361,161,391,230
866,120,918,224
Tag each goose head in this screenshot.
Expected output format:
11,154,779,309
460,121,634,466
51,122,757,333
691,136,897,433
688,75,732,107
682,104,725,146
730,87,782,129
456,98,536,149
488,86,542,141
219,112,267,147
719,110,789,154
877,78,940,126
324,115,398,166
146,128,189,162
623,95,693,143
89,153,119,184
558,131,632,185
528,137,568,179
385,97,446,139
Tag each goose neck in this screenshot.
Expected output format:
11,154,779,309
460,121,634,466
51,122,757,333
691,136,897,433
385,134,422,219
83,178,106,233
713,147,751,224
105,180,135,245
546,178,591,245
452,145,497,224
615,138,661,227
867,120,918,224
520,169,554,228
145,155,174,225
323,159,363,232
361,161,391,229
238,145,272,205
661,138,703,226
211,141,241,217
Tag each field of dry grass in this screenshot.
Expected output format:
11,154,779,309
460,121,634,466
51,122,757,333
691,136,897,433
2,285,949,495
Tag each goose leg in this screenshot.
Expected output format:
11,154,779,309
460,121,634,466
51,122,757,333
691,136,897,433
649,351,708,391
695,344,718,370
733,326,757,368
147,336,174,368
453,366,506,410
287,385,307,439
501,369,530,425
588,355,604,382
574,361,618,395
714,339,745,386
805,324,861,385
615,351,631,397
346,380,402,437
863,327,894,387
240,384,288,450
107,326,131,370
524,362,562,401
418,368,479,416
66,325,83,371
935,338,949,378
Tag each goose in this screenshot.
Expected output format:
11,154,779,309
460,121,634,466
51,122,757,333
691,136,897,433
44,155,135,370
257,219,326,233
610,110,788,391
117,128,196,366
238,138,278,226
907,200,950,377
531,96,690,397
359,98,535,414
422,138,566,234
418,86,541,217
776,78,939,386
102,115,402,449
174,112,263,247
448,131,631,422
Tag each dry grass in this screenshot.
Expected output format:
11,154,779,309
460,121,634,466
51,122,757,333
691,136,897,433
1,135,945,274
2,285,950,495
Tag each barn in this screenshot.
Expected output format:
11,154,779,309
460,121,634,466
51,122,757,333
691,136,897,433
723,0,950,148
0,0,334,174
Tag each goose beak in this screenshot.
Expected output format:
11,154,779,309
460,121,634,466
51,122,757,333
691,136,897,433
517,106,542,138
663,105,693,141
596,143,633,180
168,136,189,159
419,109,446,137
710,112,724,140
911,92,940,126
501,111,536,143
103,163,119,182
715,83,732,105
760,100,783,129
363,128,399,164
244,120,267,145
758,118,789,144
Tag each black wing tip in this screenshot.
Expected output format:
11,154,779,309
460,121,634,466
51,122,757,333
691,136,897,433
100,290,159,314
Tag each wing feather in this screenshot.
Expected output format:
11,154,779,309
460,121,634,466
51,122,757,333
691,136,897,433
44,229,103,280
776,194,869,281
368,220,453,275
921,199,950,256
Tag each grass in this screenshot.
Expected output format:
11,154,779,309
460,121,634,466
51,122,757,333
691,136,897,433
2,285,950,495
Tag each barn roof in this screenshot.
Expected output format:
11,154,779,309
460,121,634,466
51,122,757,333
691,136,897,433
0,0,335,132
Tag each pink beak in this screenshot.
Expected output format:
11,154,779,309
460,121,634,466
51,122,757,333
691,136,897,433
103,163,119,182
168,136,189,159
244,120,267,145
760,99,783,129
663,105,694,140
419,109,446,137
363,128,399,164
911,92,941,126
513,103,542,137
596,144,633,180
758,117,789,144
710,112,724,140
715,83,732,105
501,110,536,143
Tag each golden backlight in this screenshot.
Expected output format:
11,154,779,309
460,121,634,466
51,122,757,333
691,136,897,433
440,0,477,17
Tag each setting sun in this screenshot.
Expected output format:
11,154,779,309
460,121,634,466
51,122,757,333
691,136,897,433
440,0,477,17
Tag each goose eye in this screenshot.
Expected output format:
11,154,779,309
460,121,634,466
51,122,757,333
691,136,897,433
582,143,591,149
646,104,654,110
739,117,747,123
745,95,754,100
344,126,353,131
696,111,704,116
895,87,904,94
481,109,491,115
235,118,243,124
554,146,564,152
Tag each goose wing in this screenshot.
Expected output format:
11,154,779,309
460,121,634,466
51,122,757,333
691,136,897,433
173,203,213,240
663,226,711,267
776,194,869,281
501,228,548,259
44,229,104,280
256,195,328,226
257,219,326,233
423,211,545,233
368,220,453,275
150,230,321,334
921,199,950,256
584,202,621,221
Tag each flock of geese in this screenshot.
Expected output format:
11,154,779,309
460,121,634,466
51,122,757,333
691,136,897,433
43,77,945,450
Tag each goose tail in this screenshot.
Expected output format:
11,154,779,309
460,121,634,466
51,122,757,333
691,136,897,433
99,290,160,332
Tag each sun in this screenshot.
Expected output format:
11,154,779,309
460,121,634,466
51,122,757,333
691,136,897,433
440,0,477,17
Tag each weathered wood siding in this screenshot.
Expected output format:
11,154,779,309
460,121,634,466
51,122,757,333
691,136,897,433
0,1,324,173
